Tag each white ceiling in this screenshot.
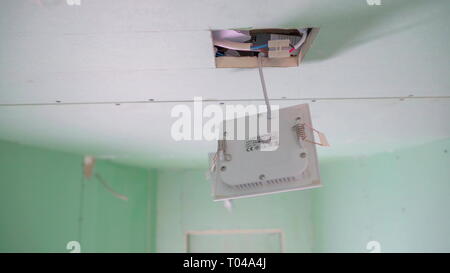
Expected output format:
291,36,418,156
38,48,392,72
0,0,449,168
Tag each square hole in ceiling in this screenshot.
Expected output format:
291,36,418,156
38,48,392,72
211,27,319,68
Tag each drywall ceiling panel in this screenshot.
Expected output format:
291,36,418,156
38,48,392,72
1,0,442,34
2,29,450,104
308,99,450,158
0,102,217,168
0,0,350,34
0,31,214,75
0,0,449,168
1,2,450,104
0,99,448,168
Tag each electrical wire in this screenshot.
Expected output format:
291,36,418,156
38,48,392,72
95,173,129,201
257,53,271,120
212,29,308,54
289,28,308,53
213,40,253,51
213,39,266,52
250,44,268,50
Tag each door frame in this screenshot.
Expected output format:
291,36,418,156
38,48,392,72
184,228,285,253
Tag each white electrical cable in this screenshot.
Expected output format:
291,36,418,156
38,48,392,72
292,28,308,51
95,173,129,201
213,40,251,51
258,53,271,120
213,40,259,52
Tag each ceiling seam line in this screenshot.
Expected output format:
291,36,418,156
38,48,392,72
0,96,449,107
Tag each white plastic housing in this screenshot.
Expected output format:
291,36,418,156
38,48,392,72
209,104,322,201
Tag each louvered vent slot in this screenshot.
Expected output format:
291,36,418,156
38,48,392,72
266,176,296,185
231,176,297,191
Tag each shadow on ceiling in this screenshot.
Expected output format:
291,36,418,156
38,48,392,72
283,0,448,63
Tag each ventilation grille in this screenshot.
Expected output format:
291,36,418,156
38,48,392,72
228,176,297,191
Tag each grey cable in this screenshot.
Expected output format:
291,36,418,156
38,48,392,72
258,53,271,120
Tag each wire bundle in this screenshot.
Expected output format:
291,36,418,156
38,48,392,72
213,28,308,56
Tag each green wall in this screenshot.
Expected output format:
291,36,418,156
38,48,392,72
154,170,314,252
1,138,449,253
0,139,156,253
153,139,450,253
313,139,450,252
